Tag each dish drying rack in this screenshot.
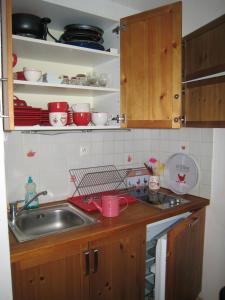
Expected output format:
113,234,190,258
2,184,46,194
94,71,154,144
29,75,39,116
69,165,131,196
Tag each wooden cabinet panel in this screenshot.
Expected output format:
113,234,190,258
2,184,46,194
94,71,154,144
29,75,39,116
1,0,14,130
11,243,88,300
183,75,225,127
183,15,225,81
89,226,146,300
120,2,182,128
166,208,206,300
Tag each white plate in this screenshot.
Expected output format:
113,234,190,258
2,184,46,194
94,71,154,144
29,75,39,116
164,153,199,194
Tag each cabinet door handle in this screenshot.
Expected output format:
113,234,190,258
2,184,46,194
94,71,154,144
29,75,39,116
189,217,199,228
93,249,99,273
84,250,90,276
0,78,8,81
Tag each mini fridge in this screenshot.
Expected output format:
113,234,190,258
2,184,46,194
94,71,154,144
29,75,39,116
145,212,191,300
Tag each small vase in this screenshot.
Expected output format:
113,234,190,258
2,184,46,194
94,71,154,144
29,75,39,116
149,176,160,191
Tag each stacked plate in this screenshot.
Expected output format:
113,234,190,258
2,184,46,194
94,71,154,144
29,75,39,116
59,24,105,51
14,106,42,126
40,109,50,126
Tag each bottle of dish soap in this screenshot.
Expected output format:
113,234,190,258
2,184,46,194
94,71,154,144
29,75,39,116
25,176,39,209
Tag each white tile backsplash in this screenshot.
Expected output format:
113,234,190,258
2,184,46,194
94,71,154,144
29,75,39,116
4,128,213,203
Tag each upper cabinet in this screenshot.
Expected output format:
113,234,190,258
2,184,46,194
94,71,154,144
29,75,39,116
2,0,225,130
183,15,225,81
120,2,182,129
183,14,225,127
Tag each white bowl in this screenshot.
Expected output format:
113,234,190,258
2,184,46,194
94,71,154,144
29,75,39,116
91,112,108,126
23,68,42,82
72,103,90,112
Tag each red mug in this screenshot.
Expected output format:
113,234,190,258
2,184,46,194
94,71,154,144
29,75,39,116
48,102,69,112
73,112,91,126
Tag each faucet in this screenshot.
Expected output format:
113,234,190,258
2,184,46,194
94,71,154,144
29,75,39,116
9,190,48,223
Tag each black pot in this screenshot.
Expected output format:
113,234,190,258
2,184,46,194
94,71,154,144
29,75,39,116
12,13,51,40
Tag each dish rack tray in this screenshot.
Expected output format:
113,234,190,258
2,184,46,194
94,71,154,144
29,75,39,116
69,165,130,196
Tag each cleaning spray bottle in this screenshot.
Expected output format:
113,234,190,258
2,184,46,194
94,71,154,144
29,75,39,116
25,176,39,209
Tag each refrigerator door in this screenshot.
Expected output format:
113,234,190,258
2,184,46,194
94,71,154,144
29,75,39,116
155,234,167,300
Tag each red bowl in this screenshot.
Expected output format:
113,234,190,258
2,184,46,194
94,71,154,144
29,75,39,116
73,112,91,126
48,102,69,112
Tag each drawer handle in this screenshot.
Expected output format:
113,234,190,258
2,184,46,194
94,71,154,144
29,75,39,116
84,250,90,276
93,249,99,273
189,217,199,228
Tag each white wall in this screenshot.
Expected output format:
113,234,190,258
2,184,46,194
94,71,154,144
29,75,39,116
201,129,225,300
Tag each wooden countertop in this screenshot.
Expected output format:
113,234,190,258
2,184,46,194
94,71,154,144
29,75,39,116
9,190,209,263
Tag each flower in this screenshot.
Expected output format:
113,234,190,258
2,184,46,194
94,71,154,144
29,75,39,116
149,157,157,164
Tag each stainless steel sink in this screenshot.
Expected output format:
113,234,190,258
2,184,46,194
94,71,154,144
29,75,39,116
9,203,98,242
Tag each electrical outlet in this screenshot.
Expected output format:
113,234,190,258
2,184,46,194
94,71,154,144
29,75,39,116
80,145,89,156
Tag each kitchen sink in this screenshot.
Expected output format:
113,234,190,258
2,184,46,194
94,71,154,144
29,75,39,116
9,203,98,242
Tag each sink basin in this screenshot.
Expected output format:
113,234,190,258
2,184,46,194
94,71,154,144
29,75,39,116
9,203,98,242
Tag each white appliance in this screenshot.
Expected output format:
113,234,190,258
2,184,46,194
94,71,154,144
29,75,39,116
145,212,191,300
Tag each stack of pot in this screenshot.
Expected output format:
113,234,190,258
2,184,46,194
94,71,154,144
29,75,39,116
59,24,104,50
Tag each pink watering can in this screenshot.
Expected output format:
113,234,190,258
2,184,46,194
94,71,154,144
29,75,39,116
90,195,128,218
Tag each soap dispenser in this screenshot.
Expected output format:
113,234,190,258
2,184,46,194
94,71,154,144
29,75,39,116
25,176,39,209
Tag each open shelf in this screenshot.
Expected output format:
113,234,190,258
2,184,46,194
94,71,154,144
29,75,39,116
13,80,119,96
13,35,119,67
14,125,120,131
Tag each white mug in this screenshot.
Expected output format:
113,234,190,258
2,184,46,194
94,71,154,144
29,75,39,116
49,112,67,127
149,176,160,191
72,103,90,112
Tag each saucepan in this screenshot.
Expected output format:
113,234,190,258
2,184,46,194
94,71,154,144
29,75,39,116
12,13,58,42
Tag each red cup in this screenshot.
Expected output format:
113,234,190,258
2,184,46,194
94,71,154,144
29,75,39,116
73,112,91,126
48,102,69,112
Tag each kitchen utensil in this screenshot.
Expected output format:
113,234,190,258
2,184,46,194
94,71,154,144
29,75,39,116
49,112,67,127
12,13,50,40
89,194,128,217
23,67,42,82
14,71,26,81
64,24,104,36
148,176,160,191
73,112,91,126
68,191,136,212
98,73,109,87
13,95,27,107
86,72,98,86
48,102,69,112
72,103,90,112
59,32,103,43
12,53,17,67
164,153,199,194
64,41,105,51
91,112,108,126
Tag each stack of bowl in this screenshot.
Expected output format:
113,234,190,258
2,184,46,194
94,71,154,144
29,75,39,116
72,103,91,126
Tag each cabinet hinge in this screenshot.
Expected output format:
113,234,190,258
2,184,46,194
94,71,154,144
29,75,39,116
112,114,126,123
173,115,186,125
112,24,126,35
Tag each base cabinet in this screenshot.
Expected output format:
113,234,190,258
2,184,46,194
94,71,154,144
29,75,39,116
11,243,88,300
11,225,146,300
166,208,206,300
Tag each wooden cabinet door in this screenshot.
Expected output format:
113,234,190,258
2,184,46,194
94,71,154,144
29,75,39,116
1,0,14,130
11,242,89,300
88,225,146,300
120,2,182,129
183,75,225,127
183,15,225,81
166,208,206,300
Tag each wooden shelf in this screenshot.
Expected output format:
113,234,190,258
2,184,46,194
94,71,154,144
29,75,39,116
13,35,119,67
13,80,119,96
14,125,120,131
